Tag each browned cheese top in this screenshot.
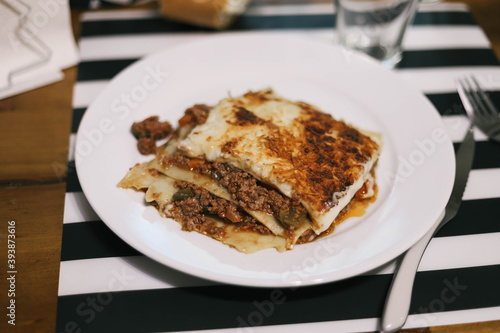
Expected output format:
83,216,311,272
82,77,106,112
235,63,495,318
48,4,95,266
178,89,381,215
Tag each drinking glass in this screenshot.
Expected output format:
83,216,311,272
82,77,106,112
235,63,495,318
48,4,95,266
335,0,420,68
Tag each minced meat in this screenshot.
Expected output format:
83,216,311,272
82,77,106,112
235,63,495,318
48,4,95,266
166,180,272,237
162,154,307,228
131,116,173,154
136,137,157,155
178,104,211,127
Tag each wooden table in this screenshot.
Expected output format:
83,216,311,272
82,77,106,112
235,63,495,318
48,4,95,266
1,1,499,332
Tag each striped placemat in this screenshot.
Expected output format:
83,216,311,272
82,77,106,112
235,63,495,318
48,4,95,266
57,2,500,332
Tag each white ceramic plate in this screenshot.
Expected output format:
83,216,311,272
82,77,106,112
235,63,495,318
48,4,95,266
76,34,455,288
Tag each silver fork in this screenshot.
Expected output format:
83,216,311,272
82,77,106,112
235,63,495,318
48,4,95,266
456,75,500,143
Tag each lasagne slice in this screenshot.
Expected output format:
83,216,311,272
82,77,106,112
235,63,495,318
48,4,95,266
178,89,381,234
118,89,381,252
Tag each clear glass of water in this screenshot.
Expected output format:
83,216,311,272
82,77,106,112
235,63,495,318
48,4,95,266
335,0,420,68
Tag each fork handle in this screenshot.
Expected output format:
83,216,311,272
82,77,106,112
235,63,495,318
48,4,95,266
380,210,445,333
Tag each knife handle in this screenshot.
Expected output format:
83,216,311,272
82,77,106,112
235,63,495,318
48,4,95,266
380,210,445,333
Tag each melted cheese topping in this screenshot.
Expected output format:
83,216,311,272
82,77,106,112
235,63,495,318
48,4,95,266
178,89,381,234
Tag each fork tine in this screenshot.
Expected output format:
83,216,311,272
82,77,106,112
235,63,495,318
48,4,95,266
456,77,475,119
470,75,500,120
465,76,490,120
456,75,500,143
463,76,498,128
462,76,486,123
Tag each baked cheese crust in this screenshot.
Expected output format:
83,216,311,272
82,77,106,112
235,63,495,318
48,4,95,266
178,89,381,234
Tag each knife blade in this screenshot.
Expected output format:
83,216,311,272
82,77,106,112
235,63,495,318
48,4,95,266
381,125,475,333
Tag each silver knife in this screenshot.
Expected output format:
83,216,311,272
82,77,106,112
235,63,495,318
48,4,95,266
380,125,475,333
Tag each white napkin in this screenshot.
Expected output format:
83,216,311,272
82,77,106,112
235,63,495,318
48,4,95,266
0,0,79,100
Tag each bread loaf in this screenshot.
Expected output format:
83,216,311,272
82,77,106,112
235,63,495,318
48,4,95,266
159,0,251,29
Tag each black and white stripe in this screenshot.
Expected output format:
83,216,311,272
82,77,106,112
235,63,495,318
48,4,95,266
77,9,478,37
57,264,500,332
57,2,500,332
